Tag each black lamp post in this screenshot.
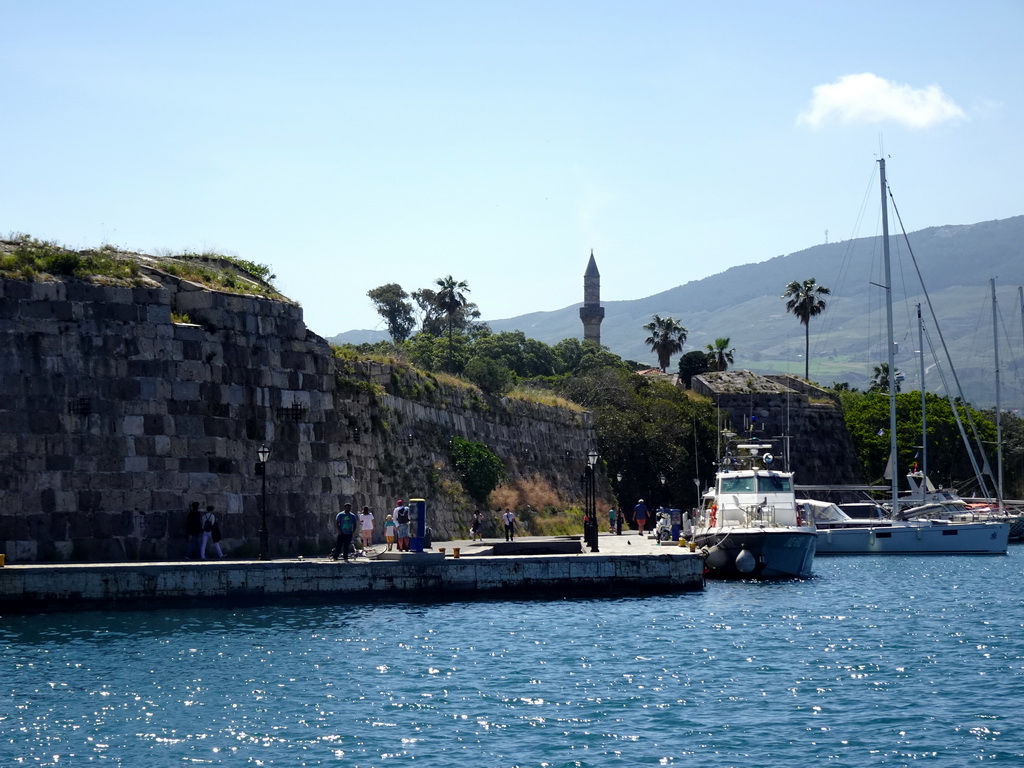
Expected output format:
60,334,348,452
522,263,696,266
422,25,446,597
256,443,270,560
585,450,599,552
660,473,667,506
615,472,624,535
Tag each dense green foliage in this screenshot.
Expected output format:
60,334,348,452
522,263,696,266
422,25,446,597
556,367,718,512
838,389,1007,494
677,350,710,387
450,436,505,503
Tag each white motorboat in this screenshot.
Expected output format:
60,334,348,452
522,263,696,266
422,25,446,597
801,498,1009,555
694,442,817,579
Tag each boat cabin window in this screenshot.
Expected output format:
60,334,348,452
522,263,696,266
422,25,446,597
758,475,792,493
720,476,755,494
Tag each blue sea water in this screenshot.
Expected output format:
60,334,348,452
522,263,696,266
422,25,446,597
2,549,1023,767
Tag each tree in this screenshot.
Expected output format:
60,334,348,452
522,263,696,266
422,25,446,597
367,283,416,342
435,275,470,372
705,337,735,372
450,436,505,503
868,362,901,393
678,350,710,388
782,278,830,380
642,314,688,371
464,356,514,395
552,338,628,376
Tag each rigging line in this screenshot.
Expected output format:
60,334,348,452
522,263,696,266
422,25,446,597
995,287,1024,403
886,185,993,480
923,323,991,497
816,165,879,358
887,230,915,360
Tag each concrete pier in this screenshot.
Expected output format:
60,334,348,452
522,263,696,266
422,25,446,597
0,534,704,613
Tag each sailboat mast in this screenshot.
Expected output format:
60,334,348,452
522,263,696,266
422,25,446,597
991,279,1004,512
880,158,899,510
918,303,927,504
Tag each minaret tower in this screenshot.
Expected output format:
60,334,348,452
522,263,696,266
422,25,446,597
579,249,605,345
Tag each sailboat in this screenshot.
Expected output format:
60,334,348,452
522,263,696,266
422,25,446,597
810,160,1009,555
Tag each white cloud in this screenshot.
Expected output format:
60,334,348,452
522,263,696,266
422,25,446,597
798,73,965,129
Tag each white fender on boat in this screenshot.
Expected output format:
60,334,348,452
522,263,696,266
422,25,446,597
735,548,756,573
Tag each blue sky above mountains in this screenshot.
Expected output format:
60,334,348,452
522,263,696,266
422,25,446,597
3,1,1021,337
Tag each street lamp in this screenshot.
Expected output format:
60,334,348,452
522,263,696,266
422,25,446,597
585,450,599,552
615,472,624,535
256,443,270,560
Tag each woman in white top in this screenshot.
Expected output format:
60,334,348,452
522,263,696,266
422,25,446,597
359,506,374,549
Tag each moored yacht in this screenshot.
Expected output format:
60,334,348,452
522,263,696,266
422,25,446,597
801,498,1009,555
694,441,816,578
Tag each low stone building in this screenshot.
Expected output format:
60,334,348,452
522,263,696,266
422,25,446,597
691,370,861,486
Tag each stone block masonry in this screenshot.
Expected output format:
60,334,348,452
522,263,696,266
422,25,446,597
0,273,598,563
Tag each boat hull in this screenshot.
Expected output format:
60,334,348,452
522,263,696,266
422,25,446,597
693,528,817,579
816,521,1009,555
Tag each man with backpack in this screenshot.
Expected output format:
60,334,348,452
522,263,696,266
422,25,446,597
393,499,411,552
200,504,224,559
332,502,358,561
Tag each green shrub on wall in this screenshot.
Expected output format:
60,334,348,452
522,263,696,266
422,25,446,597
450,436,504,504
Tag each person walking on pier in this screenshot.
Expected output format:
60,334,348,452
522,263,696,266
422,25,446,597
633,499,649,536
332,503,357,561
393,500,411,552
200,505,224,559
502,508,516,541
470,510,483,541
359,506,374,550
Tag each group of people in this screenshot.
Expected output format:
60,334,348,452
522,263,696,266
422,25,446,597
330,499,413,561
184,501,224,559
467,509,518,541
606,500,651,536
193,495,661,563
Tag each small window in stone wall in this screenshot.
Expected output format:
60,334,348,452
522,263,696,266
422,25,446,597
68,397,92,416
276,403,306,422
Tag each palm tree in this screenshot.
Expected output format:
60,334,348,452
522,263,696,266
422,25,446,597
782,278,830,380
643,315,688,371
705,337,735,372
435,275,470,372
869,362,902,393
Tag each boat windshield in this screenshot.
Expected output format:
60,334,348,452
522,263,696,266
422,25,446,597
720,476,755,494
718,474,792,495
758,475,792,493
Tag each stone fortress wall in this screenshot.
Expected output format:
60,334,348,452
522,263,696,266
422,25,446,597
0,272,597,563
692,370,862,486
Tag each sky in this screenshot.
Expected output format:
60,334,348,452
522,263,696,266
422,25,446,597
3,1,1023,339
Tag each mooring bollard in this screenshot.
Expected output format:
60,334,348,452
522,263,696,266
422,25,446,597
438,548,446,556
453,547,460,559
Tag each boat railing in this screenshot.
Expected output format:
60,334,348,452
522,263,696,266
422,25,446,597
715,501,786,528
